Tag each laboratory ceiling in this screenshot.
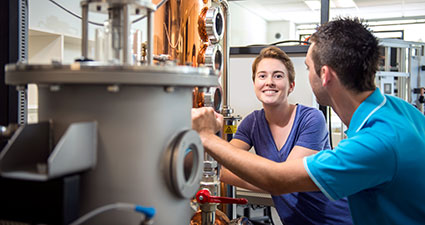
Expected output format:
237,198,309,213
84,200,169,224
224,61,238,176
229,0,425,24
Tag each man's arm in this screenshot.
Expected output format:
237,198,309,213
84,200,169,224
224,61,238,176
224,141,318,193
192,107,319,195
221,139,267,193
202,132,318,195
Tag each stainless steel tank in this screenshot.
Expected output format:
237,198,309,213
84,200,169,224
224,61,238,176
5,63,218,224
4,0,225,224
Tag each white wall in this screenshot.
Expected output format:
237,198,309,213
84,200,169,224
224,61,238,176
227,4,301,46
30,0,89,39
229,2,268,47
29,0,147,41
267,21,296,44
373,23,425,43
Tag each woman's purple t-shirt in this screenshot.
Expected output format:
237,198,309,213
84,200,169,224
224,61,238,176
233,104,352,225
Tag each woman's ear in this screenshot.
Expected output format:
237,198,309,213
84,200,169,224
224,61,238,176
288,81,295,94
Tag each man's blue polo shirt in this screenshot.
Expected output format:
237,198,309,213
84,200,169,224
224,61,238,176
304,88,425,224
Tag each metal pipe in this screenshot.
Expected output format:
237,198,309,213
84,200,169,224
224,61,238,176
218,2,241,220
399,48,407,101
81,1,89,58
221,0,230,109
147,9,154,65
110,7,122,62
123,5,130,64
201,210,215,225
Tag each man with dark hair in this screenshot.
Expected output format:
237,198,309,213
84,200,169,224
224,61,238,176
309,18,379,93
192,17,425,224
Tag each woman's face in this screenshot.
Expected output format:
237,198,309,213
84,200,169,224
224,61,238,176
253,58,294,107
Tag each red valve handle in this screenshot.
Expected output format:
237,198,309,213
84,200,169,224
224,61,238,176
196,189,248,205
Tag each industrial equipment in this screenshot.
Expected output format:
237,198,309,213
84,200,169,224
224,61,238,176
376,38,425,113
0,0,236,224
151,0,245,222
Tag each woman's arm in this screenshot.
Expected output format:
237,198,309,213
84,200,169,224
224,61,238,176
287,146,319,161
286,107,329,161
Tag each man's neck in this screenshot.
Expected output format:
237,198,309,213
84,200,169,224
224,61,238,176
330,88,375,128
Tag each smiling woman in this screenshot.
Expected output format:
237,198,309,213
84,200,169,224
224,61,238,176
254,58,293,107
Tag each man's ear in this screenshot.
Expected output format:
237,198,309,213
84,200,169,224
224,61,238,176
320,65,336,87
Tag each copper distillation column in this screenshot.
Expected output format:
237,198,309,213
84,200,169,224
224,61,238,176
153,0,244,224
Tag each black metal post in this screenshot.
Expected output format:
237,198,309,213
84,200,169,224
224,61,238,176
0,0,27,150
321,0,330,25
319,0,330,120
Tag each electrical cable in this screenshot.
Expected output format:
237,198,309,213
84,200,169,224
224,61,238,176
270,40,310,45
132,0,169,23
48,0,103,26
244,40,310,47
48,0,169,26
69,202,155,225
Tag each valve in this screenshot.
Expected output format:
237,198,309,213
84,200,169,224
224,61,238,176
196,189,248,205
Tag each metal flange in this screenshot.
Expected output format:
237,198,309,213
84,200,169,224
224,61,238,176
205,7,224,44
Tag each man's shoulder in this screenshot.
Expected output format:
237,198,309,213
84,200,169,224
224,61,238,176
377,95,424,122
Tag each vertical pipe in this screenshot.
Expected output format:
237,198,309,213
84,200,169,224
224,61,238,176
222,1,230,109
398,48,403,99
201,210,215,225
204,152,215,162
147,9,154,65
81,1,89,59
385,47,391,73
397,48,406,100
111,7,122,62
406,48,412,102
318,0,330,120
123,5,130,64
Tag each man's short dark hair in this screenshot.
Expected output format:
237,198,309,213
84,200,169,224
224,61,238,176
310,17,379,93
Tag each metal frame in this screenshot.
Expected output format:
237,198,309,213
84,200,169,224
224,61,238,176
1,0,28,150
377,38,425,103
0,0,27,129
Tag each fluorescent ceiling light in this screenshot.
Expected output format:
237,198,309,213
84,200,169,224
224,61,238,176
305,0,355,10
305,1,321,10
333,0,357,8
